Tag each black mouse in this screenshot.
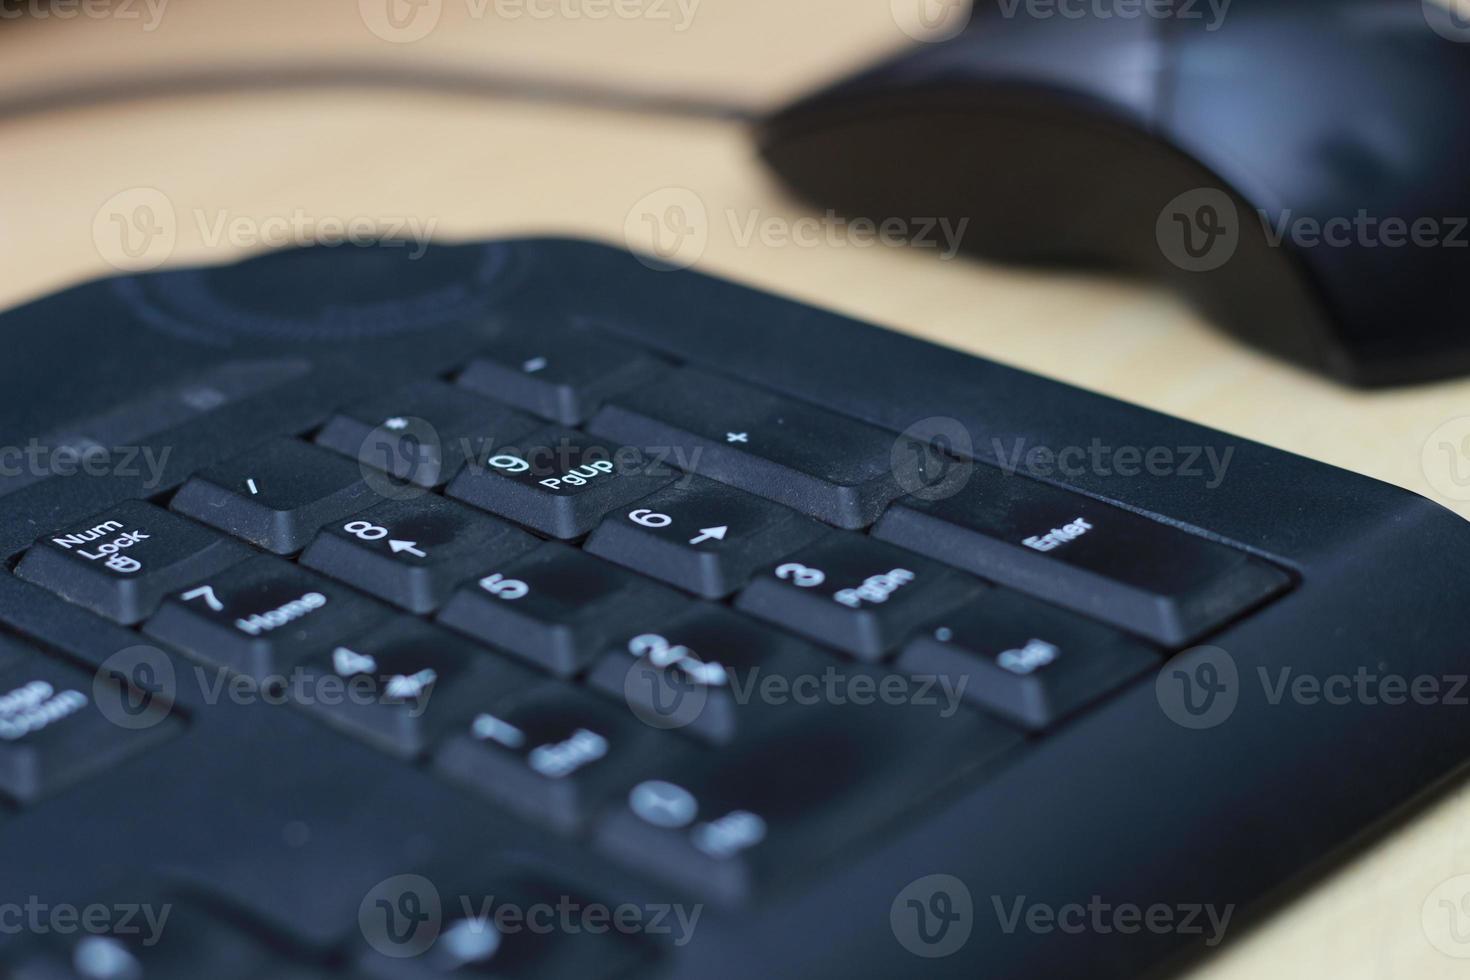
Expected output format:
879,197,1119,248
759,0,1470,386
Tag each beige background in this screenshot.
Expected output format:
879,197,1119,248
2,1,1469,975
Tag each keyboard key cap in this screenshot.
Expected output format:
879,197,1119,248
0,637,25,674
8,891,296,980
433,682,682,833
586,606,830,745
0,359,309,500
588,367,925,528
457,325,669,425
299,496,538,613
437,543,688,678
287,620,538,759
446,428,676,540
0,649,178,804
15,501,250,624
872,466,1293,646
143,555,391,680
735,534,985,661
901,590,1161,730
315,380,542,487
583,476,828,598
594,688,1020,904
356,875,653,979
170,438,381,554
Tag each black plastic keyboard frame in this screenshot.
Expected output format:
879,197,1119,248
0,237,1467,980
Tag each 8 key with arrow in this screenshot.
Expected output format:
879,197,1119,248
300,496,539,613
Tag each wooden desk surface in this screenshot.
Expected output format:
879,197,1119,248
2,3,1468,976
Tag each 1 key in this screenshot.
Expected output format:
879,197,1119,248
433,681,684,834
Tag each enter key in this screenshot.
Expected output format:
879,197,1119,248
872,465,1291,647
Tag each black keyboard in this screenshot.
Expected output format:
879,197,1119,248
0,238,1466,980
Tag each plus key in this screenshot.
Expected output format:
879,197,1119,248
589,367,934,528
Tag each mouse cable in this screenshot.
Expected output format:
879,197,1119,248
0,60,760,125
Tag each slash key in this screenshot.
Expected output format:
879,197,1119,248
170,438,379,554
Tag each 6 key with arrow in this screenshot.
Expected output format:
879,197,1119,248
585,475,828,598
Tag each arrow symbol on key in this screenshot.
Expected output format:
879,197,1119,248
389,539,427,558
688,526,729,546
